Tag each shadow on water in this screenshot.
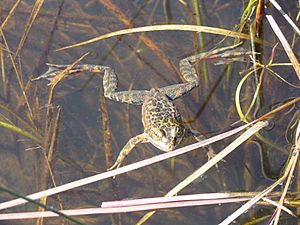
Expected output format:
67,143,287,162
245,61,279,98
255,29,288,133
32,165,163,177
0,0,299,224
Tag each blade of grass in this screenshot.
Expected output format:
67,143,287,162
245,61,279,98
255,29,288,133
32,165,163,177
1,192,293,220
262,198,295,218
44,52,90,131
266,15,300,80
0,186,86,225
0,121,256,211
272,127,300,224
97,0,176,71
169,121,268,194
238,0,256,34
253,0,264,35
0,103,42,139
236,78,299,153
269,0,300,35
99,93,114,167
192,1,208,84
0,0,22,30
240,0,257,23
0,46,5,96
99,0,132,27
0,30,34,122
102,192,255,208
219,142,299,225
15,0,44,56
0,97,299,211
36,107,61,225
136,121,269,225
56,24,262,51
0,121,42,144
235,66,262,122
0,198,251,220
264,66,300,88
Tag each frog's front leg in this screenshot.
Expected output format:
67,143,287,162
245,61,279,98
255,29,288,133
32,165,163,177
185,128,216,160
108,133,148,170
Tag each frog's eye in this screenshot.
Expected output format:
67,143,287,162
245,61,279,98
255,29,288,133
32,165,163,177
176,127,184,137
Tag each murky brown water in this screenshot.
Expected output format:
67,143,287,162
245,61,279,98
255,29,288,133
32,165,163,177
0,1,299,224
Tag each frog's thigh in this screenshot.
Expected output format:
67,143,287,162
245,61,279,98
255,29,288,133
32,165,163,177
105,90,149,105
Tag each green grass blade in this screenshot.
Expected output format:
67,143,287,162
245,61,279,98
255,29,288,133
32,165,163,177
0,121,42,144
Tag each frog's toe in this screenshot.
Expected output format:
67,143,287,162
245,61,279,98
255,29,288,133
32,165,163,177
107,161,121,171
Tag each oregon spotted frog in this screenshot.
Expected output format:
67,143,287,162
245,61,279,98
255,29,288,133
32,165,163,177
35,44,248,170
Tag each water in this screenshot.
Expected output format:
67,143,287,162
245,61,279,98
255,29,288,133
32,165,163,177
0,1,299,224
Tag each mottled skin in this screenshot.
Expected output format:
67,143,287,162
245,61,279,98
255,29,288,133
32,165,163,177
35,44,248,170
142,89,185,151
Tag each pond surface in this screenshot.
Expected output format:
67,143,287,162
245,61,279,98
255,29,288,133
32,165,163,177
0,1,299,224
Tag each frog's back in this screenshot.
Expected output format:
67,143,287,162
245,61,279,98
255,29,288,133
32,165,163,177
142,89,181,128
141,89,185,151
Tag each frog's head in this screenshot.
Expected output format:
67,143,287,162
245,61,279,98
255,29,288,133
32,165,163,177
145,118,185,152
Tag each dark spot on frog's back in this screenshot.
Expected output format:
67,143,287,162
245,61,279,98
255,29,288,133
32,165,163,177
165,122,171,128
155,101,163,108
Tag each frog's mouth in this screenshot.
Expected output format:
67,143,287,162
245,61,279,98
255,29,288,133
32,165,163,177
147,137,176,152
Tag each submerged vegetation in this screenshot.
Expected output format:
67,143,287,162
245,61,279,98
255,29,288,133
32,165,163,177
0,0,299,224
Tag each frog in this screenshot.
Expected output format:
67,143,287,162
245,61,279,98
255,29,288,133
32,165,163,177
34,44,248,170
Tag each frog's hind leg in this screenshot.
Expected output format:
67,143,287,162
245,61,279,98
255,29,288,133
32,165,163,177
160,43,251,100
102,67,149,105
34,63,149,105
157,50,204,100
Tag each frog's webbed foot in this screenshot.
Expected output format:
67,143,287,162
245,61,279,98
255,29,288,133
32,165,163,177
186,42,253,65
31,64,66,83
107,133,147,171
32,64,108,84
